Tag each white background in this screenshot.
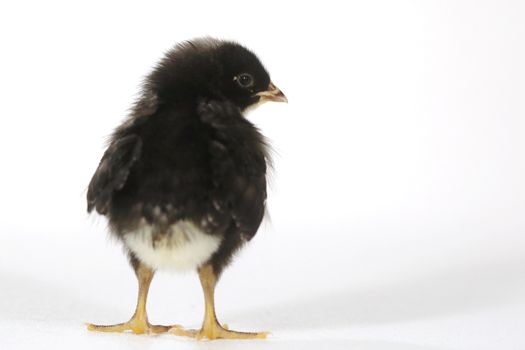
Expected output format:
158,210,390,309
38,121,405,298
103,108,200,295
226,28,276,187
1,1,524,349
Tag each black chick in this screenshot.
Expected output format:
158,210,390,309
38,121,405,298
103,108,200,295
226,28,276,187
86,37,287,340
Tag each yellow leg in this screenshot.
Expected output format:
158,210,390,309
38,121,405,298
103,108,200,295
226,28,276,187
171,264,268,340
87,263,178,334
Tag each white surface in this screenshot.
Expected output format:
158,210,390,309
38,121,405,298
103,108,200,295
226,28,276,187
1,230,524,350
1,1,525,349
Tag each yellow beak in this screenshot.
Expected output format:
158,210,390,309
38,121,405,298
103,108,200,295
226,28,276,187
255,82,288,103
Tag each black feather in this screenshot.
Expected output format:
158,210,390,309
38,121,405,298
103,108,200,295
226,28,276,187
87,134,142,215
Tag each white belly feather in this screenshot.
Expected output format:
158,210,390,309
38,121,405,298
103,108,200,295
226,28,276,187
123,220,222,271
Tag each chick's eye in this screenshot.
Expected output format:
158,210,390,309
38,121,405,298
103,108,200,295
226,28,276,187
235,73,254,88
